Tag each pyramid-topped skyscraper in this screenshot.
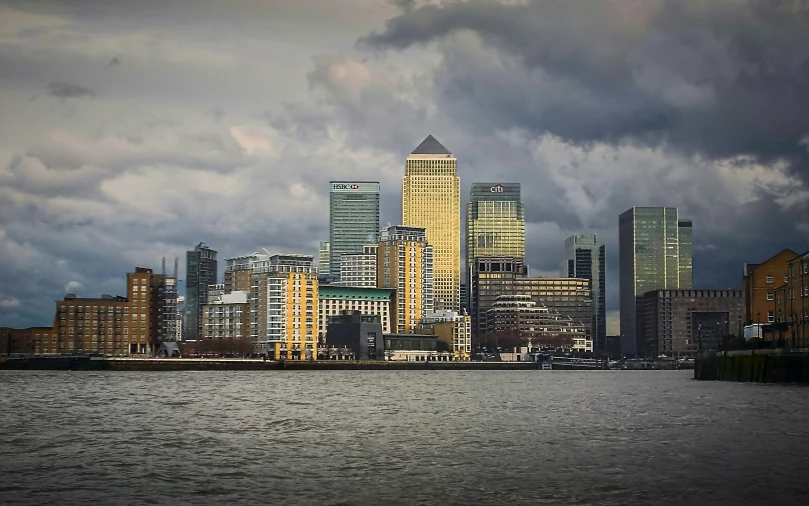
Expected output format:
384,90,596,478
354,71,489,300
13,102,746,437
402,135,461,313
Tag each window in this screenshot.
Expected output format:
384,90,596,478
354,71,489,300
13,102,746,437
768,311,774,323
766,275,773,284
767,292,774,301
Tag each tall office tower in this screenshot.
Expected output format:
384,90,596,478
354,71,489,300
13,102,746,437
377,226,434,333
619,207,693,356
339,245,378,287
329,182,380,279
318,242,330,275
403,135,461,312
250,254,318,360
561,235,606,352
466,183,525,271
185,242,218,340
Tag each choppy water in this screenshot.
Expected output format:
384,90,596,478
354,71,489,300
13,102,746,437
1,370,808,505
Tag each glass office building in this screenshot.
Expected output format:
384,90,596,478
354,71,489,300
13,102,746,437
619,207,693,356
329,182,380,279
466,183,525,275
562,234,606,352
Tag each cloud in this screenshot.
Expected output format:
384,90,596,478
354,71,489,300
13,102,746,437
46,81,95,99
0,297,20,308
362,0,809,181
64,281,82,293
104,57,121,69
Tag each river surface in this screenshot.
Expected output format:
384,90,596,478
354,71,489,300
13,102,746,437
1,370,808,505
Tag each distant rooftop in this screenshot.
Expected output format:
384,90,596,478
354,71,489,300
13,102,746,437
411,135,451,155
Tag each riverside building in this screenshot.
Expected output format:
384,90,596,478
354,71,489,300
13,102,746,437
377,225,434,333
403,135,461,312
185,242,218,340
317,286,394,343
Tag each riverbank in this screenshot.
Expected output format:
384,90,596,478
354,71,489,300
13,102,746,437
1,356,549,371
694,348,809,383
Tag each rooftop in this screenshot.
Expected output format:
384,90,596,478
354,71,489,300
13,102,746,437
411,135,451,155
318,286,395,300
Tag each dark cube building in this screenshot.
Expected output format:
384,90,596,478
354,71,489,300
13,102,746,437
325,311,384,360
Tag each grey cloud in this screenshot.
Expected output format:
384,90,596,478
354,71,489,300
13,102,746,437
104,57,121,69
361,0,809,181
46,81,95,99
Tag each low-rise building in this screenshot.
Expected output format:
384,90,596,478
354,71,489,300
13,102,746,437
202,291,250,340
321,311,384,360
743,248,797,325
318,286,394,344
776,250,809,346
53,294,130,355
639,289,743,357
1,327,57,355
383,333,452,361
419,310,472,360
485,295,589,350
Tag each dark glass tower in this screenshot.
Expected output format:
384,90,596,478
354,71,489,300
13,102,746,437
185,242,217,340
619,207,693,356
562,235,606,352
329,181,380,279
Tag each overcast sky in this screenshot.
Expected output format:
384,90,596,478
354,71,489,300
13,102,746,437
1,0,808,333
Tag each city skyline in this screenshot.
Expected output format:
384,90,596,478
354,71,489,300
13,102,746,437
2,1,808,335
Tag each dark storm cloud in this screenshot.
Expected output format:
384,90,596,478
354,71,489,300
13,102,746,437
362,0,809,176
46,81,95,99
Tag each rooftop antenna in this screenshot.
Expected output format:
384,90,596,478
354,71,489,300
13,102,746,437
162,257,166,276
174,257,178,279
262,248,272,256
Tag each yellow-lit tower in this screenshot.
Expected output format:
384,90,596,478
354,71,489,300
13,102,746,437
403,135,460,312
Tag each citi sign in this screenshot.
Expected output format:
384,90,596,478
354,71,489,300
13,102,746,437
333,183,360,190
490,184,504,193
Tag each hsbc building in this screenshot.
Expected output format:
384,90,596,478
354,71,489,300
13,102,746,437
329,181,381,278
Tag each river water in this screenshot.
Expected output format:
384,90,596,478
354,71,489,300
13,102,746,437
1,370,808,505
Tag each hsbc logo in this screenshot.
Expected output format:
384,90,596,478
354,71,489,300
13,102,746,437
333,183,360,190
490,184,504,193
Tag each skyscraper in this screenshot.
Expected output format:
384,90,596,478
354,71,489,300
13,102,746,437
318,241,330,275
185,242,217,340
466,183,525,273
561,234,606,352
619,207,693,356
329,182,380,279
403,135,460,312
377,226,434,333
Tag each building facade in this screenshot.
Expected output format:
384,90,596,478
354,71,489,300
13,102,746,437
318,285,394,343
469,257,591,343
619,207,693,356
53,294,129,355
202,291,250,340
743,248,797,326
339,245,378,287
329,181,380,278
250,254,318,360
377,226,434,334
321,311,385,360
419,310,472,360
185,242,218,340
224,253,257,293
485,295,589,351
775,250,809,346
318,241,330,275
561,234,606,352
402,135,461,312
0,327,56,355
639,289,743,357
469,257,528,336
466,183,525,273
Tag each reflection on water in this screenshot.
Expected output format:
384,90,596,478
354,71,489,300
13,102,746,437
1,370,808,505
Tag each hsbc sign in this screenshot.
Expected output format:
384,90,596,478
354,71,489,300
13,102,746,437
331,182,380,192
